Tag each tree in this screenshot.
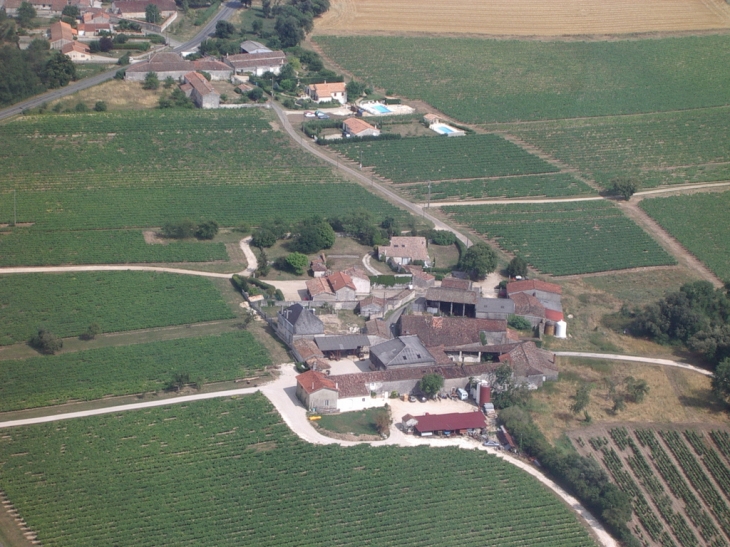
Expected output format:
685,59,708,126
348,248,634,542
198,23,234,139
61,4,79,18
143,71,159,90
374,407,391,435
570,383,592,414
459,242,497,280
81,322,101,340
429,230,456,246
419,373,444,397
41,51,76,88
275,15,304,47
248,86,263,101
29,328,63,354
163,75,175,89
611,177,639,200
285,252,308,275
251,18,263,35
195,220,219,240
261,0,272,17
251,228,276,248
624,376,649,403
94,101,107,111
16,1,36,27
161,219,196,239
345,79,365,99
215,19,236,38
99,36,114,52
611,394,626,414
491,362,532,409
145,3,161,23
712,357,730,403
74,101,87,112
506,256,528,278
507,314,531,331
293,216,335,253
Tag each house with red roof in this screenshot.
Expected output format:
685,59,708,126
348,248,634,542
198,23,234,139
412,411,486,437
343,117,380,138
306,271,356,301
506,279,564,324
306,81,347,104
295,370,339,411
378,236,431,268
61,41,92,61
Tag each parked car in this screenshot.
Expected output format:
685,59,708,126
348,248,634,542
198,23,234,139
304,111,316,118
315,110,330,119
408,395,416,402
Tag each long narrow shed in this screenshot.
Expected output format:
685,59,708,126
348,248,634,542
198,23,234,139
412,411,486,436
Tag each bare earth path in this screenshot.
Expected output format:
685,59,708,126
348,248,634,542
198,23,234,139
238,236,258,276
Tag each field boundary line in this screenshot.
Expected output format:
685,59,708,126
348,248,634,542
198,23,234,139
556,352,713,376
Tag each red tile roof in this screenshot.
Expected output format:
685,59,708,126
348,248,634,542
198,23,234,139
498,341,557,379
50,21,74,43
293,338,323,362
309,82,346,95
413,411,486,434
184,71,216,96
510,292,545,318
399,315,507,348
328,271,355,292
61,41,90,54
507,279,562,295
404,265,435,282
343,117,376,135
306,277,333,297
296,370,338,394
545,309,564,322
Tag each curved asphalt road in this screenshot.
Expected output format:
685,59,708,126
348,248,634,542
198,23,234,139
0,1,240,121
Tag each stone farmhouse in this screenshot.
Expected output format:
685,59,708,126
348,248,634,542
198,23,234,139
224,51,286,76
296,370,339,412
306,82,347,104
498,341,558,386
378,236,431,268
403,265,436,288
182,71,220,109
276,303,324,345
342,267,370,295
5,0,93,16
125,53,232,82
306,271,356,301
61,41,91,61
343,118,380,138
48,21,74,50
111,0,176,19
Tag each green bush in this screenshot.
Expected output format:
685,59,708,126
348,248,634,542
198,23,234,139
507,314,532,331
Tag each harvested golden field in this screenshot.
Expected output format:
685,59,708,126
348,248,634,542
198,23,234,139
315,0,730,36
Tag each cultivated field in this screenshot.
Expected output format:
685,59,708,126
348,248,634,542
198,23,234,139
441,201,675,275
0,333,269,412
315,0,730,36
0,395,597,547
314,35,730,123
0,109,408,265
570,425,730,547
640,192,730,281
0,272,235,345
509,107,730,189
399,173,595,201
331,134,558,182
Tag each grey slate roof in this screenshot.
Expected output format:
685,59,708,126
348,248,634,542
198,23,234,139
370,335,435,368
315,335,370,352
476,298,516,315
280,304,324,335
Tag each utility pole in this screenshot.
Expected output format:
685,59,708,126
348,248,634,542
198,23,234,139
13,189,16,226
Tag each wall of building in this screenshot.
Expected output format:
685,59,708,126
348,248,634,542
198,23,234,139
337,394,387,413
307,388,338,411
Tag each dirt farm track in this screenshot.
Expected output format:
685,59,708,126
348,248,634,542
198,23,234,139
315,0,730,36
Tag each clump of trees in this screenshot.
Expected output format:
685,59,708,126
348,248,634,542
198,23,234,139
419,373,444,397
161,219,219,240
459,242,498,280
506,256,528,278
29,328,63,354
292,216,335,254
610,177,639,200
262,0,329,47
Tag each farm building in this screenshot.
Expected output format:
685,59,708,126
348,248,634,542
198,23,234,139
48,21,74,50
343,118,380,138
61,41,92,61
426,281,481,317
76,23,113,36
412,412,486,436
378,236,431,268
276,303,324,345
224,51,286,76
111,0,176,19
5,0,92,16
403,265,436,288
125,53,232,82
296,370,339,412
239,40,271,54
476,297,516,321
306,82,347,104
358,295,385,319
423,113,440,126
310,256,328,277
314,334,370,360
498,341,558,387
342,267,370,295
306,271,357,301
398,315,508,348
183,71,220,109
82,9,112,23
369,335,437,370
291,338,324,364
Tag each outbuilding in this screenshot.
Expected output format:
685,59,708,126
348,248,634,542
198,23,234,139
412,411,486,436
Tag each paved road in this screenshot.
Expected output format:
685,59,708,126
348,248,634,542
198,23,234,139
270,101,474,246
0,2,240,122
556,352,713,376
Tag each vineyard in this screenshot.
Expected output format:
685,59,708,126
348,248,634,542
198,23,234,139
509,107,730,189
0,395,597,547
0,109,409,265
0,272,235,345
0,332,269,412
571,425,730,547
399,173,595,201
640,192,730,281
330,134,558,183
314,35,730,123
441,201,675,275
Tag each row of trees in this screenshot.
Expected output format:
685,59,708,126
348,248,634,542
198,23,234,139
161,219,219,240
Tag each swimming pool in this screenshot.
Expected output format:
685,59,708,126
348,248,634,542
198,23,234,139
370,104,392,114
431,123,465,136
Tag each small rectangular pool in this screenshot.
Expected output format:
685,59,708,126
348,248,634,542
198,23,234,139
371,104,392,114
431,123,466,137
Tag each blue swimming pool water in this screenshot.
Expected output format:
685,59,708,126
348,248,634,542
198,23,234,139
371,104,392,113
439,126,455,133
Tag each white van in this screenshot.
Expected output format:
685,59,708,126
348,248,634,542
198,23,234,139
456,388,468,401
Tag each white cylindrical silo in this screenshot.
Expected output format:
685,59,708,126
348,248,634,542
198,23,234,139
555,320,567,339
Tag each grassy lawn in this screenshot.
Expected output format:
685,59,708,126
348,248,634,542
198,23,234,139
0,272,235,345
317,407,386,436
0,332,269,412
584,268,702,307
428,242,460,269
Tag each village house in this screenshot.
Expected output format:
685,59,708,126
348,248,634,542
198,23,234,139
358,295,385,319
224,51,286,76
61,41,91,61
342,267,370,295
306,271,357,302
506,279,563,319
82,9,111,23
310,255,328,278
295,370,339,412
498,340,558,387
276,303,324,345
378,236,431,268
182,71,220,109
125,53,232,81
5,0,93,16
111,0,176,19
403,265,436,288
369,335,439,370
343,117,380,138
48,21,74,50
306,82,347,104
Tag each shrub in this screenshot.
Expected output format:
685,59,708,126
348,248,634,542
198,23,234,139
195,220,219,240
161,219,196,239
94,101,107,112
29,328,63,354
507,314,532,331
429,230,456,245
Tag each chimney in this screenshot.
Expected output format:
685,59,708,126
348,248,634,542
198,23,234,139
433,316,443,329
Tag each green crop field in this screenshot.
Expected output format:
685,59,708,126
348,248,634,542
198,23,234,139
331,134,557,183
0,332,269,412
509,107,730,189
640,192,730,281
0,271,235,345
0,395,596,547
0,109,409,265
442,201,675,275
314,35,730,123
400,173,595,201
